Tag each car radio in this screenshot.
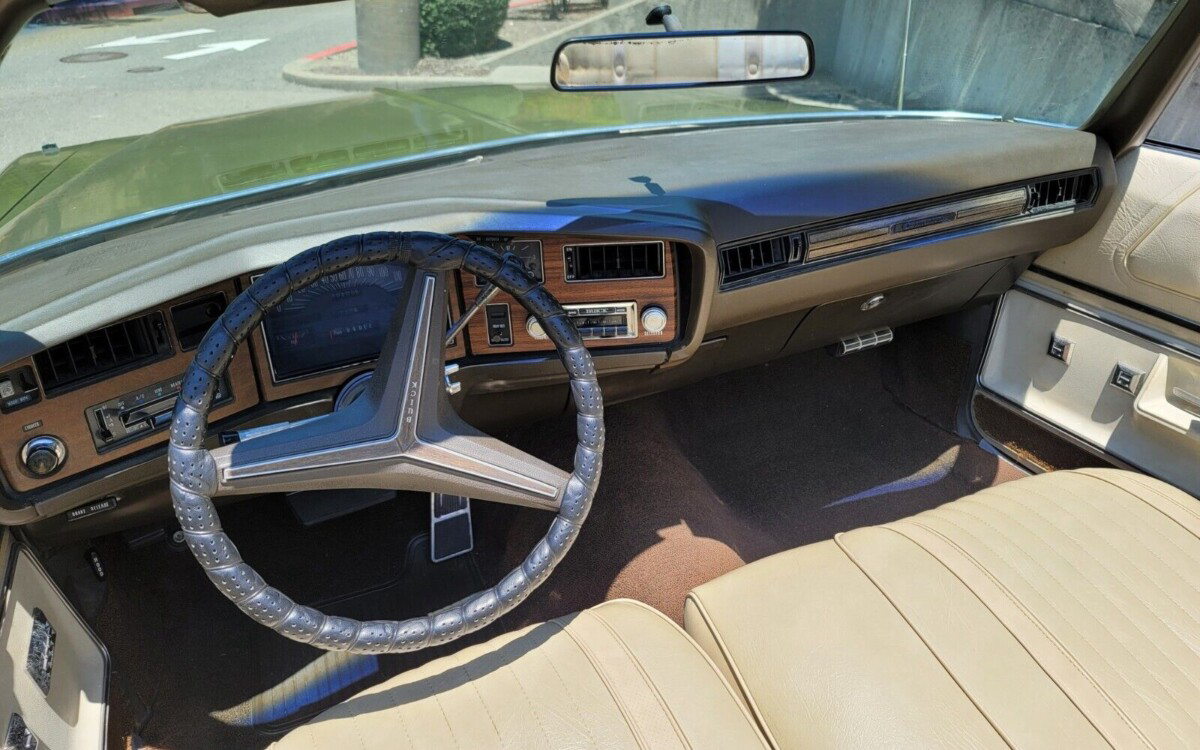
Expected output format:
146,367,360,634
86,372,231,451
524,302,647,341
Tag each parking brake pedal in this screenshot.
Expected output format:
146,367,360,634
430,494,473,563
833,327,894,356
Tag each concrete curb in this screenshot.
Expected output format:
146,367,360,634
282,58,494,91
282,0,641,92
282,58,548,91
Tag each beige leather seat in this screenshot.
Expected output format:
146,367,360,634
685,468,1200,749
271,598,770,749
276,468,1200,749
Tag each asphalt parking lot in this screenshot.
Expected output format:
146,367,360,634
0,3,360,168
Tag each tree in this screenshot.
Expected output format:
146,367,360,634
355,0,420,74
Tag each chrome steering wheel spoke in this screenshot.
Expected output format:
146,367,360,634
209,268,567,509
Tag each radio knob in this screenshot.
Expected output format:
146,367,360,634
21,435,66,477
640,306,668,336
526,317,548,340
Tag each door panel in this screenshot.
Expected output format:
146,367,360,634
1035,145,1200,325
980,287,1200,495
0,532,107,750
981,137,1200,492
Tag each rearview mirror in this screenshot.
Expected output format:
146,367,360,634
552,31,813,91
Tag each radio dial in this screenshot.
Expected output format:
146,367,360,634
21,435,66,477
641,306,668,336
526,317,548,340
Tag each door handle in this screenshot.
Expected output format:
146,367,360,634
1133,354,1200,436
1171,386,1200,416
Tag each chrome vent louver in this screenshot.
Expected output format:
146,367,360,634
564,241,665,281
34,312,172,395
1027,173,1097,213
720,234,804,283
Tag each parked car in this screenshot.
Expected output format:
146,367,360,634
31,0,178,25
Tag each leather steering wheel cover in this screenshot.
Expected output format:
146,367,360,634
166,232,603,653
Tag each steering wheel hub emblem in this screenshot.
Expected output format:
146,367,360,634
168,232,603,653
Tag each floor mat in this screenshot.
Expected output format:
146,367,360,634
83,330,1023,749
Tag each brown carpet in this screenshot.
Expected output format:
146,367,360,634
493,336,1024,626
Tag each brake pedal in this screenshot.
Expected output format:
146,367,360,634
430,493,473,563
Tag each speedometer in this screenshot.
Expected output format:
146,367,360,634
260,263,409,382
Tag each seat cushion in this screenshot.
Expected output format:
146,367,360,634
685,468,1200,750
272,599,769,750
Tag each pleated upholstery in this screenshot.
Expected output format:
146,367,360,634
273,599,770,750
686,469,1200,750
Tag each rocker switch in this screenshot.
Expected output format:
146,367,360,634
1109,363,1144,395
1047,335,1073,365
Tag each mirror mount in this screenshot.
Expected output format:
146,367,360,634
646,5,683,32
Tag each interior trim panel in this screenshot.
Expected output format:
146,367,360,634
980,285,1200,496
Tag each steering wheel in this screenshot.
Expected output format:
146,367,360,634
166,232,603,653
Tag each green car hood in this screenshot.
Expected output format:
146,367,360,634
0,84,810,260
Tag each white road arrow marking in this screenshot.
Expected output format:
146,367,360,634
88,29,214,49
163,39,268,60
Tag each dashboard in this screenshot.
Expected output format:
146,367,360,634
0,117,1115,540
0,232,685,513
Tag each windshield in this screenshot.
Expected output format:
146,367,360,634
0,0,1180,262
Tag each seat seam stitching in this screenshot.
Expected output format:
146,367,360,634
961,492,1200,685
610,599,772,748
1057,488,1200,603
995,489,1200,653
834,534,1016,749
431,690,464,750
1072,481,1200,569
682,593,781,750
931,505,1194,743
586,609,693,750
457,650,505,746
877,524,1117,749
502,661,552,747
536,638,599,749
1078,471,1200,540
551,619,649,750
937,501,1200,734
382,671,417,750
896,518,1152,749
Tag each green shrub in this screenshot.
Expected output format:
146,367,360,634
421,0,509,58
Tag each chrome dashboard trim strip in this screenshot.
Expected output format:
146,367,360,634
806,188,1028,261
0,110,1004,276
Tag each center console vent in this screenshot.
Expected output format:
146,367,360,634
1027,172,1097,213
720,233,804,283
564,241,665,281
34,311,172,396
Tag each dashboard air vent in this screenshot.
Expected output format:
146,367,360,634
34,312,172,396
720,233,804,283
564,241,665,281
1027,172,1096,213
